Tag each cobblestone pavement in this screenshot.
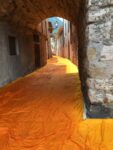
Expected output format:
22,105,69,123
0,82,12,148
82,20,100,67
0,56,113,150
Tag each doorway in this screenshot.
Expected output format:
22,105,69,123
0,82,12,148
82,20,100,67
33,33,41,68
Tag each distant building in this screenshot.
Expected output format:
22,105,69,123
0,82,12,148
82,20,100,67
56,27,64,57
48,17,64,35
56,19,78,65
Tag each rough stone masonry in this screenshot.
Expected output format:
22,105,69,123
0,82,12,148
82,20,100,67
86,0,113,117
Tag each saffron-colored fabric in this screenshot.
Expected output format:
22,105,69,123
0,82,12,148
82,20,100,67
0,56,113,150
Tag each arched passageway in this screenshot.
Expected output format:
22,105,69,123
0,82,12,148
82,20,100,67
0,0,113,118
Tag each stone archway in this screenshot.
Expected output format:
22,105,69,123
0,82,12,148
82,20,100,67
0,0,113,118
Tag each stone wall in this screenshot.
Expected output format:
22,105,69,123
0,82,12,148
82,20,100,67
70,24,78,65
40,35,48,66
63,19,70,59
84,0,113,118
57,31,64,57
77,0,90,118
0,21,48,87
0,21,35,87
63,20,78,65
56,19,78,65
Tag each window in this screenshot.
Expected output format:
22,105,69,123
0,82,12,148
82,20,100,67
8,36,17,56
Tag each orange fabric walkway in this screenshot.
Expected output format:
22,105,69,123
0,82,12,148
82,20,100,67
0,56,113,150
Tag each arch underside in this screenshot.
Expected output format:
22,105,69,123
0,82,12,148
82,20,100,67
0,0,81,28
0,0,94,118
0,0,113,118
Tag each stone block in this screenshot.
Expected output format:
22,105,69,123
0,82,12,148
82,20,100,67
88,89,105,103
88,89,96,103
89,0,112,6
96,93,105,103
100,45,113,61
88,61,108,78
86,78,95,88
87,48,96,61
88,104,111,118
106,93,113,102
95,79,113,91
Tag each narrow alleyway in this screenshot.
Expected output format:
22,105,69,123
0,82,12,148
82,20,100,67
0,56,113,150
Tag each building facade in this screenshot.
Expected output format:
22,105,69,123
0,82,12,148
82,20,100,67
0,20,50,87
56,19,78,65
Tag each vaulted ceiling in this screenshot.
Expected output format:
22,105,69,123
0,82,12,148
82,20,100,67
0,0,83,29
